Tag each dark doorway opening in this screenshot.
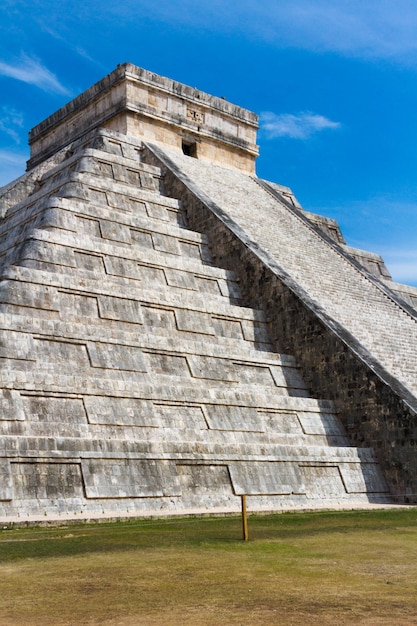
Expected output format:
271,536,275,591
182,141,197,158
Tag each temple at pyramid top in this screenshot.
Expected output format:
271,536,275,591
28,62,259,173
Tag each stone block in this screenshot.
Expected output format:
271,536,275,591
21,239,77,268
142,305,176,329
187,355,232,381
233,362,275,386
22,396,87,424
297,412,347,437
87,187,108,205
104,256,141,279
300,465,346,499
130,228,153,248
229,462,304,495
0,330,35,361
146,202,171,221
74,251,105,273
146,352,190,376
59,291,99,318
35,338,90,368
152,232,181,255
76,216,102,238
97,295,143,324
0,461,13,500
0,390,25,421
84,396,157,426
179,240,202,260
174,309,215,335
137,263,166,285
12,462,84,499
177,464,234,497
203,405,262,432
100,220,132,243
87,342,148,372
0,281,59,311
81,459,181,498
194,275,221,295
153,403,207,429
262,410,303,434
339,463,390,494
164,268,197,290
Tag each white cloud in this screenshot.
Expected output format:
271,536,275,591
0,150,26,164
311,195,417,287
0,107,24,144
4,1,417,66
260,111,341,140
0,54,70,95
247,0,417,62
109,0,417,63
0,149,28,187
382,250,417,286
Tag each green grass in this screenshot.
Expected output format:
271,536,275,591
1,509,417,625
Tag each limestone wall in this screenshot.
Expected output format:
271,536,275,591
0,129,390,520
28,63,258,174
145,142,417,501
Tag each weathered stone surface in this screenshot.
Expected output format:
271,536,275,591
1,64,411,521
145,141,417,501
28,64,258,174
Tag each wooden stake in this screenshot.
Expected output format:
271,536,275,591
241,494,249,541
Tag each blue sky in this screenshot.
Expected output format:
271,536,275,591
1,1,417,286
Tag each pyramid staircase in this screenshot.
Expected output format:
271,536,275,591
0,129,391,519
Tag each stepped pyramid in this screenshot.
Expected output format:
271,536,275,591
1,63,416,521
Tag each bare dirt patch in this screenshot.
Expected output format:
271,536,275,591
1,509,417,626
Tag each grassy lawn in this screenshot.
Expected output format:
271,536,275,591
1,508,417,625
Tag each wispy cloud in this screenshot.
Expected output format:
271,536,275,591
39,22,105,69
109,0,417,64
312,195,417,287
247,0,417,62
0,54,70,95
3,1,417,66
0,149,28,187
0,149,26,165
0,106,24,144
260,111,341,140
381,249,417,286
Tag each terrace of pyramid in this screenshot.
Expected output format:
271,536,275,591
1,63,417,522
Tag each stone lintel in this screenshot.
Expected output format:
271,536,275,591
28,63,259,174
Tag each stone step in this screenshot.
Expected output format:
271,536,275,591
0,451,390,514
0,311,276,359
0,325,291,367
1,420,349,448
1,265,257,318
9,230,242,304
0,196,210,260
0,434,376,462
1,391,349,440
155,145,417,397
59,170,176,211
50,195,209,245
0,378,334,412
1,359,308,396
78,128,147,163
18,228,238,285
2,167,182,224
16,260,243,307
38,147,162,189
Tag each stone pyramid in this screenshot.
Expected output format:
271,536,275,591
1,63,416,522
